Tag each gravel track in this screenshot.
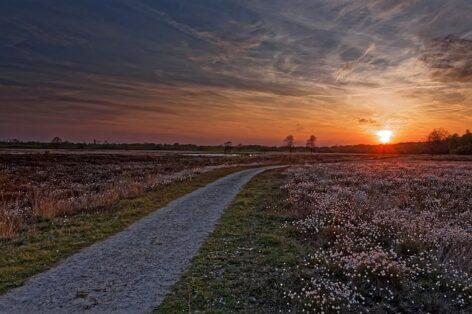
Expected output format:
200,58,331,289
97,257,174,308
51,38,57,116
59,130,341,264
0,166,280,313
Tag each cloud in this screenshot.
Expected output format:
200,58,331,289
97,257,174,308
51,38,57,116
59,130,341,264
421,35,472,83
0,0,470,144
358,118,378,125
335,44,376,81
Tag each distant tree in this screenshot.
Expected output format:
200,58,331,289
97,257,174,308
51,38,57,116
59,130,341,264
283,135,295,153
224,141,233,154
449,129,472,155
449,133,461,153
461,129,472,154
306,135,317,153
51,137,62,149
426,128,449,155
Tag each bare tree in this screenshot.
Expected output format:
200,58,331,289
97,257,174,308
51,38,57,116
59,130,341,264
224,141,233,154
427,128,449,155
283,135,295,153
51,137,62,149
306,135,317,153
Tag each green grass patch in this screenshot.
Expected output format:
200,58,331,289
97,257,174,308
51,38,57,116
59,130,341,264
156,169,311,313
0,166,251,294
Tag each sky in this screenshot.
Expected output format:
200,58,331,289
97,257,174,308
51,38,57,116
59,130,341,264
1,0,471,146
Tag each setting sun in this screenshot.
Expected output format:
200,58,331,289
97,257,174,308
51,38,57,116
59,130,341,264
377,130,393,144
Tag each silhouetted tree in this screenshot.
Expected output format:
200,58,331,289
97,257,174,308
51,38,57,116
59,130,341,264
427,128,449,155
51,137,62,149
284,135,295,153
306,135,317,153
449,129,472,154
224,141,233,154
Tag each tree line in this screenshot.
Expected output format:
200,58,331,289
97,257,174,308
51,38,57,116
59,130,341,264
1,129,470,155
425,128,472,155
279,129,471,155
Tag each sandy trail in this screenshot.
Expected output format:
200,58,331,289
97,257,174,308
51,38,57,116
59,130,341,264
0,166,280,313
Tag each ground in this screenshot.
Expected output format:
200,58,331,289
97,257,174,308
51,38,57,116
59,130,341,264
1,152,470,313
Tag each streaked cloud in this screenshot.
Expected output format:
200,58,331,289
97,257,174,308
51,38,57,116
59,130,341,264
0,0,470,144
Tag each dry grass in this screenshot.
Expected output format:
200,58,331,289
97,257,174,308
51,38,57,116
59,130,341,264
0,152,394,239
29,177,144,220
0,207,21,239
0,166,251,294
0,153,267,238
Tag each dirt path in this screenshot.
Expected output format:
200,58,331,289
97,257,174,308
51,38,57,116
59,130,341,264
0,166,280,313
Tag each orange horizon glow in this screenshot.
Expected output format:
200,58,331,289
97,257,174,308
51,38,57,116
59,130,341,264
1,2,470,146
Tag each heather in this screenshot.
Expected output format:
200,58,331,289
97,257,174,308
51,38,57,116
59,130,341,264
0,153,262,238
0,151,395,238
282,160,472,312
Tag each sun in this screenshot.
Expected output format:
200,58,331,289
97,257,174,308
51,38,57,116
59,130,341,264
377,130,393,144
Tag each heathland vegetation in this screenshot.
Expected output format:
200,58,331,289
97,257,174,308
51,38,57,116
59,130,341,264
1,139,470,311
282,161,471,312
0,153,265,239
0,166,252,293
0,153,391,240
0,152,390,294
159,158,472,312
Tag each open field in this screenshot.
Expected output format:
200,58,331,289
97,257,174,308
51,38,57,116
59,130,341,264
0,166,252,294
0,151,396,239
0,151,394,293
1,152,470,312
0,167,279,311
160,158,472,312
283,160,472,312
0,152,266,238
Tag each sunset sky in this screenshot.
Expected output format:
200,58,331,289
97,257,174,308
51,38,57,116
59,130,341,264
1,0,471,145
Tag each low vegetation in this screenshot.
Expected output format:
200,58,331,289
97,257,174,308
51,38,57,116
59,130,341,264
0,153,263,238
283,160,472,312
3,152,469,312
159,159,471,312
157,169,307,312
0,152,388,239
0,166,250,294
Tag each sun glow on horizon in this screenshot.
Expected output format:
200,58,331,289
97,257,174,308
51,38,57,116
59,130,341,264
377,130,393,144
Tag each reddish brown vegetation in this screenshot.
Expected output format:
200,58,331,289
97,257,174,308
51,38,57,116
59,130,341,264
0,153,259,238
